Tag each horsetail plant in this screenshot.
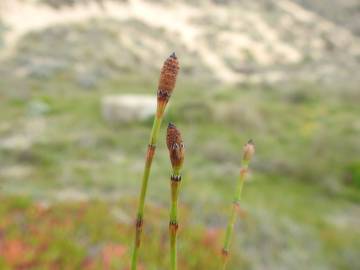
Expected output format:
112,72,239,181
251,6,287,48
221,140,255,270
130,53,179,270
166,123,185,270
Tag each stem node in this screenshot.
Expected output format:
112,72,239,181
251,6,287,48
221,248,229,258
169,221,179,234
134,217,143,248
171,174,182,182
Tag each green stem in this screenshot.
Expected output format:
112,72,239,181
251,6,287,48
221,162,249,270
131,115,163,270
169,170,181,270
170,229,177,270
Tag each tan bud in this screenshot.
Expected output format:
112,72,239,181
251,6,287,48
166,123,185,171
243,140,255,162
157,52,179,106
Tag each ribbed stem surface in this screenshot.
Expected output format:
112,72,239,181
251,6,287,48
169,171,181,270
131,116,163,270
221,162,249,270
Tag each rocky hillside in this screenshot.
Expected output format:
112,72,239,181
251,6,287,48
0,0,359,85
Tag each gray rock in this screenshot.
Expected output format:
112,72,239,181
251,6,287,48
0,135,32,151
101,95,156,123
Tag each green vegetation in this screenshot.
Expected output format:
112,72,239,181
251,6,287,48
0,195,226,270
2,75,358,194
1,71,359,269
0,14,359,269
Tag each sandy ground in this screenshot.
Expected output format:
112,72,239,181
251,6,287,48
1,0,359,83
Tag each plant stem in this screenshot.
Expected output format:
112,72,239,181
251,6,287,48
169,170,181,270
166,123,184,270
130,52,179,270
130,115,163,270
221,162,248,270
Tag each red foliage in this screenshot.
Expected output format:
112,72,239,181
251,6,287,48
0,238,37,269
102,243,127,269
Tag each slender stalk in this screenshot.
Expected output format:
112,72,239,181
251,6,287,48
221,140,255,270
166,123,185,270
130,116,162,270
130,53,179,270
169,170,181,270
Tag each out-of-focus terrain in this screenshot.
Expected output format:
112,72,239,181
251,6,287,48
0,0,359,269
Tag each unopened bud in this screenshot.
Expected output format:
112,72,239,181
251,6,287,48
166,123,185,172
157,52,179,116
243,140,255,162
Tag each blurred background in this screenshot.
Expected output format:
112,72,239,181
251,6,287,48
0,0,360,269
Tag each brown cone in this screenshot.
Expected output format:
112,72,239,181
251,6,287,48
166,123,185,171
157,52,179,104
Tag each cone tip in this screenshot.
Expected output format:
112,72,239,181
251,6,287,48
247,139,254,145
169,52,177,59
